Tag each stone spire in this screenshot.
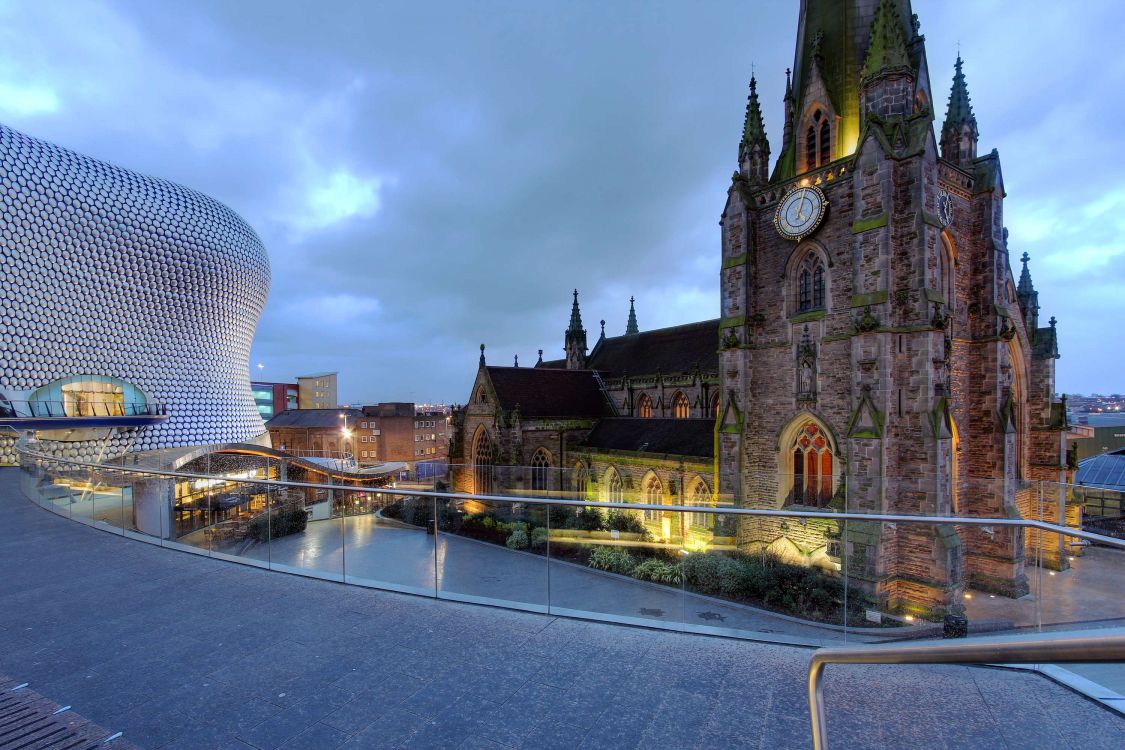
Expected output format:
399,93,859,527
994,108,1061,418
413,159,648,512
861,0,915,119
738,75,771,184
941,55,979,164
564,289,587,369
625,296,639,335
862,0,912,81
1016,251,1040,330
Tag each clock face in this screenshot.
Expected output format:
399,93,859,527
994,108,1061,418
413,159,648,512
774,186,828,241
938,189,954,227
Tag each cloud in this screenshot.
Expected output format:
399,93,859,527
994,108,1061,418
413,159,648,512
297,169,384,231
0,82,60,117
4,0,1121,399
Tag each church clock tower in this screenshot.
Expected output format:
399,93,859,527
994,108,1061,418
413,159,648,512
718,0,1069,615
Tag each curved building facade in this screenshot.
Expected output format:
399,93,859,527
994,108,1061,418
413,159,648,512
0,122,271,463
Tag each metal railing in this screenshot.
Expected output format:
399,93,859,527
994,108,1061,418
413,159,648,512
16,445,1125,546
0,399,167,419
808,628,1125,750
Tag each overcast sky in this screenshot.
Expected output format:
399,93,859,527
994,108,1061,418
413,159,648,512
2,0,1121,403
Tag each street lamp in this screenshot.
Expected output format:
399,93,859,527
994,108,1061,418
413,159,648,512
338,412,352,469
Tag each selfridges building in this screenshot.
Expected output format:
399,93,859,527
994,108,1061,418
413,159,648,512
0,122,271,464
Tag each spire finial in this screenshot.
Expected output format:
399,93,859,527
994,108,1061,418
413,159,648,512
514,354,519,367
1021,251,1030,267
625,296,639,335
599,319,605,338
536,349,543,366
567,289,584,333
479,343,486,367
942,52,979,161
1049,316,1057,328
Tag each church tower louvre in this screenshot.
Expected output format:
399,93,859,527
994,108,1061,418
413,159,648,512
718,0,1071,616
564,289,588,369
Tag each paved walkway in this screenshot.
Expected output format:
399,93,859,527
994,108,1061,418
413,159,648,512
3,468,1125,749
234,515,864,644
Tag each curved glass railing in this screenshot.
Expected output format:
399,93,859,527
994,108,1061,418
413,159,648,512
16,446,1125,659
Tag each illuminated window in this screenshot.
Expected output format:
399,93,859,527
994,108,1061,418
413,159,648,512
574,464,588,497
643,475,663,522
672,391,689,418
637,393,653,418
789,422,834,507
803,109,832,171
605,469,623,503
710,393,720,418
690,481,711,528
474,429,494,495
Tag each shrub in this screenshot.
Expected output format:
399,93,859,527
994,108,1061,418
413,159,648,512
248,508,309,542
605,510,646,535
574,507,606,532
632,558,683,585
530,527,549,548
548,505,575,529
381,502,403,520
588,546,636,575
506,528,529,550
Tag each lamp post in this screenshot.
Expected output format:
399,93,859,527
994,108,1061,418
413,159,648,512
338,412,352,470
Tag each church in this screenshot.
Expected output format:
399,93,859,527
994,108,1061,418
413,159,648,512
452,0,1079,615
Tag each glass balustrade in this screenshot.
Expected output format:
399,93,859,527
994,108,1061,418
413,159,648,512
14,446,1125,706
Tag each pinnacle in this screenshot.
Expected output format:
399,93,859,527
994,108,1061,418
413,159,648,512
861,0,912,80
741,74,768,147
1017,251,1035,295
943,54,977,132
568,289,584,333
626,296,639,335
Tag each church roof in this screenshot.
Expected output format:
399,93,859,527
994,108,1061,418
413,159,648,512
540,319,719,378
485,366,610,418
581,418,714,459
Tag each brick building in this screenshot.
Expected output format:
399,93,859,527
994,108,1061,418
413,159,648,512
355,403,451,466
452,0,1079,615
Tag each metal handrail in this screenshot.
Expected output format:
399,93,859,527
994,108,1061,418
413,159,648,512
808,628,1125,749
15,446,1125,551
0,399,167,418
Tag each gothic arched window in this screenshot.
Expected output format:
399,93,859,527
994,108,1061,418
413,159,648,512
672,391,689,419
710,393,720,418
819,117,830,166
806,124,817,170
789,422,833,507
530,448,550,492
637,393,653,418
574,463,588,498
805,109,832,170
473,429,494,496
689,480,711,528
643,475,663,522
605,468,623,503
796,254,827,313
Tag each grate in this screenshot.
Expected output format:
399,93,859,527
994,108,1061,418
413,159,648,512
0,676,139,750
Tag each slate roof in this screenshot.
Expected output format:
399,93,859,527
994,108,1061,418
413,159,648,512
581,418,714,459
266,408,362,429
485,367,610,419
539,319,720,378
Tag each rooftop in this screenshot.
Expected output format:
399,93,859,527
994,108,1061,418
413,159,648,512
540,318,720,377
486,366,611,418
3,467,1123,749
265,407,363,429
581,417,715,459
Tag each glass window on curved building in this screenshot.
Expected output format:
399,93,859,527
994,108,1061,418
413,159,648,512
29,375,149,417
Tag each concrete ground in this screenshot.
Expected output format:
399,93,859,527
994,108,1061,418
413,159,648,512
4,467,1125,749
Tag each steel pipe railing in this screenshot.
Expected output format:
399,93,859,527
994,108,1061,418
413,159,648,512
15,446,1125,551
808,628,1125,749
